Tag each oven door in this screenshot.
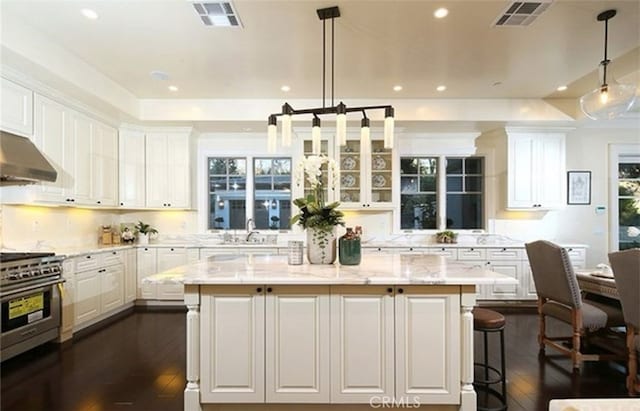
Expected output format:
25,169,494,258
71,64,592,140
1,279,62,355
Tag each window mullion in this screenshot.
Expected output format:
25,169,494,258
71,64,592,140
246,156,255,222
437,156,447,230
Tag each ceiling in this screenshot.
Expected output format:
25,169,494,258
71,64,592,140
1,0,639,103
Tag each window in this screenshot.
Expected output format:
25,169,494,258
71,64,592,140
617,156,640,250
400,156,485,230
254,158,292,230
208,158,246,230
446,157,484,229
400,157,438,229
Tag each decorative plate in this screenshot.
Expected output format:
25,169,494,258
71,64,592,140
372,174,386,188
372,156,386,170
342,156,356,170
341,192,352,202
341,174,356,187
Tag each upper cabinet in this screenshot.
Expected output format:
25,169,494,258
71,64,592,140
91,122,118,206
118,128,146,208
507,131,566,209
338,136,396,209
146,131,192,209
0,78,33,137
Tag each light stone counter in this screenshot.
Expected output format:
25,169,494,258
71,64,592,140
147,253,517,286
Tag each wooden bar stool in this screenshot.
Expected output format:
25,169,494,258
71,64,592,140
473,308,507,411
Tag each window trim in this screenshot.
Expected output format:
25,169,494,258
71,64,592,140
609,144,640,251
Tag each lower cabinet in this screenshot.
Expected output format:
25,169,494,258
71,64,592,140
200,285,461,405
100,264,124,313
124,248,137,303
74,268,101,325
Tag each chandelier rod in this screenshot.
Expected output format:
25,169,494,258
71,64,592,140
602,13,610,86
332,16,335,108
322,17,326,109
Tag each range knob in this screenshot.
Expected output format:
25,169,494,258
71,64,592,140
20,272,32,279
31,270,42,277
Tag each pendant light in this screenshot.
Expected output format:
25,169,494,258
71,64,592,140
267,115,277,153
360,116,370,145
580,9,637,120
267,6,395,152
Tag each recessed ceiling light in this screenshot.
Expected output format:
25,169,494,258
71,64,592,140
556,85,568,92
281,85,290,92
81,8,98,20
168,85,179,92
434,8,449,19
393,85,403,92
436,85,447,92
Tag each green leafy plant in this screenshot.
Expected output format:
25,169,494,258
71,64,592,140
290,156,345,232
134,221,158,235
435,230,457,244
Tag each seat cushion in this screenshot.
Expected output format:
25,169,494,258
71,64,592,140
473,308,505,330
541,300,625,330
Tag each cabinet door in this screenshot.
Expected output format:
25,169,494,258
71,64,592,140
75,269,101,325
33,94,67,200
100,264,124,313
119,129,146,207
330,286,394,403
91,122,118,206
266,286,330,403
1,78,33,137
136,247,158,299
507,134,537,208
395,286,460,404
537,134,565,209
200,285,265,403
368,139,394,208
145,133,168,208
166,133,190,208
68,112,92,203
484,260,520,299
522,261,538,300
338,139,363,206
157,247,187,272
60,260,75,340
124,248,137,303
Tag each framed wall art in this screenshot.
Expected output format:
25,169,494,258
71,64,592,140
567,171,591,205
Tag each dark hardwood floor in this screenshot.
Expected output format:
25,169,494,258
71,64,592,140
1,310,635,411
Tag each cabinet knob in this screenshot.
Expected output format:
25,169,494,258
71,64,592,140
256,287,263,293
397,288,404,294
86,255,91,259
97,201,101,204
470,248,474,251
409,247,413,251
112,251,116,255
120,202,124,206
502,248,507,252
168,203,171,207
170,248,174,251
144,248,148,251
267,287,273,293
387,287,393,294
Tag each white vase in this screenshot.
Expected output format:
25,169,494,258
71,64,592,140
138,233,149,245
306,227,337,264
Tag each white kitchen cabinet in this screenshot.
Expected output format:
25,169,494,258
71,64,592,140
330,286,395,403
146,132,191,208
425,247,457,258
483,260,521,300
136,247,158,299
1,77,33,137
67,111,93,205
265,286,330,403
124,248,137,303
338,138,396,209
100,264,124,313
91,122,118,207
74,268,101,325
395,286,460,404
59,259,75,342
507,132,566,209
157,247,187,272
32,94,68,200
118,128,146,208
200,247,279,259
200,285,265,403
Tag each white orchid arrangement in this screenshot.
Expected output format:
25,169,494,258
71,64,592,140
291,155,344,232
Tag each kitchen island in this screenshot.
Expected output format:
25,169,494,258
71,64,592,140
149,253,516,411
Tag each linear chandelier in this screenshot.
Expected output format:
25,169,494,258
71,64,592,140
267,6,395,154
579,9,637,120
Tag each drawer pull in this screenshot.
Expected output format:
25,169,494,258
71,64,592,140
267,287,273,293
86,255,91,259
256,287,262,293
397,288,404,294
387,287,393,294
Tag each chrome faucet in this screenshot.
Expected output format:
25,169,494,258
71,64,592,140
246,218,258,242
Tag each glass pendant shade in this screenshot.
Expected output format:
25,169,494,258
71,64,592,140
336,113,347,146
281,114,292,147
384,116,394,149
311,117,321,155
267,124,277,153
580,79,637,120
360,119,370,146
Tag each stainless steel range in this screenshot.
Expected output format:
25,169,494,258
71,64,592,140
1,252,65,361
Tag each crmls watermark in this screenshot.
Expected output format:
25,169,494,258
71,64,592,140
369,396,421,408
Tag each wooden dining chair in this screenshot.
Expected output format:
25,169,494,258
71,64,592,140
608,248,640,395
525,240,625,370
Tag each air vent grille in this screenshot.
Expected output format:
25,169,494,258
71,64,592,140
192,1,242,27
493,1,553,27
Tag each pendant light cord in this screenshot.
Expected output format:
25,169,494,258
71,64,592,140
602,17,609,86
322,19,326,109
332,16,335,107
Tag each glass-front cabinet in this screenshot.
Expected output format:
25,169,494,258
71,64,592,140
338,137,395,209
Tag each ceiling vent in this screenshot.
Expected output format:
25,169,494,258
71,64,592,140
493,1,553,27
191,1,242,27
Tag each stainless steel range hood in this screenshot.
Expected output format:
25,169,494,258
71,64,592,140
0,130,57,186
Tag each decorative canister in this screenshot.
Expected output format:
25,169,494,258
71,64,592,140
339,228,361,265
288,241,304,265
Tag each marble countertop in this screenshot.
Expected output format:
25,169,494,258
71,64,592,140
144,254,518,286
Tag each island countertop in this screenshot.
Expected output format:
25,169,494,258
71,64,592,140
146,253,518,286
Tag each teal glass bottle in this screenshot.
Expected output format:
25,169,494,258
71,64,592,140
339,228,361,265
